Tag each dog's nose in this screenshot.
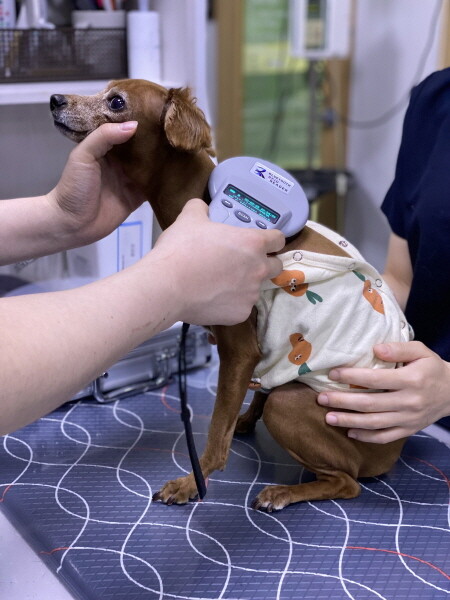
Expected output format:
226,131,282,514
50,94,68,111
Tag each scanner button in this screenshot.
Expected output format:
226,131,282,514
255,220,267,229
235,210,251,223
221,198,233,208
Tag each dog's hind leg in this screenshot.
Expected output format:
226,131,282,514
252,471,361,512
252,381,363,511
234,391,268,434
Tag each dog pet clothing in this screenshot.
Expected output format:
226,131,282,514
253,221,413,393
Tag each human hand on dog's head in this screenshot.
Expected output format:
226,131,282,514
46,121,147,247
150,198,284,326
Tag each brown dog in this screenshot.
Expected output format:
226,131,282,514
50,79,406,512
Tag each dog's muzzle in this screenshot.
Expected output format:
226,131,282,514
50,94,91,142
50,94,68,111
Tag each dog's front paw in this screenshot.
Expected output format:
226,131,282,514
251,485,293,512
152,474,199,505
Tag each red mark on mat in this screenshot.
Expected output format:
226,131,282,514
40,547,69,555
0,485,12,502
346,546,450,581
403,455,450,492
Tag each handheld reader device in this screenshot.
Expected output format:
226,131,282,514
208,156,309,237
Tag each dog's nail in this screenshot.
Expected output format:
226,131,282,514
119,120,138,131
328,369,340,381
152,492,161,502
326,413,338,425
318,393,329,406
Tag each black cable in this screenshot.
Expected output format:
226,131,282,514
178,322,207,500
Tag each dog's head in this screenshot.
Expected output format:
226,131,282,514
50,78,214,157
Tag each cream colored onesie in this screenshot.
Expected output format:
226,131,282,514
253,221,412,393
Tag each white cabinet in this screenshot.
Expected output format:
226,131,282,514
0,0,210,115
0,0,210,278
153,0,210,118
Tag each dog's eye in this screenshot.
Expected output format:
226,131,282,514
109,95,126,111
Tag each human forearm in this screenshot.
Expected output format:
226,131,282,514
0,199,283,436
382,272,410,311
0,194,77,265
0,260,178,435
383,233,413,311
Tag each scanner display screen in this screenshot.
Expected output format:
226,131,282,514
224,184,280,224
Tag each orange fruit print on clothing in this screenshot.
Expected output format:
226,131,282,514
271,270,308,297
288,333,312,365
362,279,385,314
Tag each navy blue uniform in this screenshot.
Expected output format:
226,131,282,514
381,69,450,428
382,68,450,361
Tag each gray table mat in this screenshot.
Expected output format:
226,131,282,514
1,360,449,599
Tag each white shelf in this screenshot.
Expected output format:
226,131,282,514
0,80,109,105
0,0,209,114
0,79,184,106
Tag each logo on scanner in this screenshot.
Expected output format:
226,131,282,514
251,162,294,194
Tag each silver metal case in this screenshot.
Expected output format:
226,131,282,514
73,323,211,402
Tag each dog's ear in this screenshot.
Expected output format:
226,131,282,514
163,88,215,156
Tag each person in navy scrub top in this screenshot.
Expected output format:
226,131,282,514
317,68,450,442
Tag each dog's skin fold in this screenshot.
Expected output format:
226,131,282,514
51,79,405,512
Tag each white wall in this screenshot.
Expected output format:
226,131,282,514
0,104,76,281
0,103,74,198
345,0,444,271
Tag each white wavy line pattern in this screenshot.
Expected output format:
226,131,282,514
1,372,450,599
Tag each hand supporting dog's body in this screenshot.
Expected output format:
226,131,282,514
50,79,409,512
316,233,450,443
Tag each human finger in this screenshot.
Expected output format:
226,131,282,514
73,121,138,164
181,197,208,216
346,426,409,444
373,341,435,363
324,406,402,431
181,199,285,253
317,389,405,414
266,255,283,279
327,365,407,391
257,229,285,254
